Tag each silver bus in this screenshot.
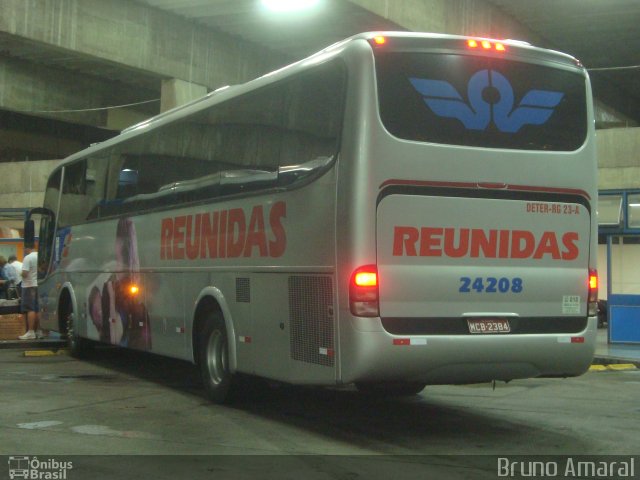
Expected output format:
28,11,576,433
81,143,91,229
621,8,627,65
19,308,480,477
28,32,598,402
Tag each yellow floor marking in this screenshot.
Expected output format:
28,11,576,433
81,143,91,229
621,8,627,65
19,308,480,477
606,363,637,371
589,365,607,371
23,349,69,357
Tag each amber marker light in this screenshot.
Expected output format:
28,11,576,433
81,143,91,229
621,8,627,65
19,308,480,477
129,285,140,295
467,39,478,48
495,42,506,51
481,40,492,49
373,36,387,45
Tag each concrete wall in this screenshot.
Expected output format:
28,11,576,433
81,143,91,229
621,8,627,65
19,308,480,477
0,159,60,213
350,0,543,43
0,56,154,128
597,127,640,190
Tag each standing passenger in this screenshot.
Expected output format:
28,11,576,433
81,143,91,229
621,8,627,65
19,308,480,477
7,255,22,297
18,244,42,340
0,256,10,299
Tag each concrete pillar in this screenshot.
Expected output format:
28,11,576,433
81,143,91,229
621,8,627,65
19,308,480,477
160,79,208,113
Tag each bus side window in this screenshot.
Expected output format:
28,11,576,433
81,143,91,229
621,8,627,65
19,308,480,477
58,159,102,227
117,169,139,199
281,64,344,166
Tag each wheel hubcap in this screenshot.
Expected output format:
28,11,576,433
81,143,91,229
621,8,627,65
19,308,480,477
205,330,227,386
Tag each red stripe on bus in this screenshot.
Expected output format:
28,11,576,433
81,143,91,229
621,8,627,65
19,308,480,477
393,338,410,346
379,179,591,200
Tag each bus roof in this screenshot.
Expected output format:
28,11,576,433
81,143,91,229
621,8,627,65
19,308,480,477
55,31,584,170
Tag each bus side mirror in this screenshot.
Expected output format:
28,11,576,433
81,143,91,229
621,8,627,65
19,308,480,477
25,207,55,248
24,219,35,247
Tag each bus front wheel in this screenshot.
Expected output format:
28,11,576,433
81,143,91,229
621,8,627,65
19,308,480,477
199,312,236,404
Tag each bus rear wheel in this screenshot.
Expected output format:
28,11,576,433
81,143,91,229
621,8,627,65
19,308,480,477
356,382,426,397
199,312,236,404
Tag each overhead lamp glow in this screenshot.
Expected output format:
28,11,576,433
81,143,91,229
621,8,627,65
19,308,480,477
262,0,320,12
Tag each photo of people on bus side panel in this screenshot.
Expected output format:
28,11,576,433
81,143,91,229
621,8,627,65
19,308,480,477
88,217,152,349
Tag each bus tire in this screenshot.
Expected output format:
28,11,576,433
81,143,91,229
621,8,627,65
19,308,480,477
65,311,91,358
199,311,236,404
355,382,426,397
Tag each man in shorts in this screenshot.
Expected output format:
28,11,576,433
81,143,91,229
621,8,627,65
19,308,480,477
18,244,42,340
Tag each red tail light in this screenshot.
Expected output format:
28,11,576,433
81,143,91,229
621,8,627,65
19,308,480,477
350,265,379,317
588,269,598,316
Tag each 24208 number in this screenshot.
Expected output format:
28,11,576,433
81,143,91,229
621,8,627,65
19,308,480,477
459,277,523,293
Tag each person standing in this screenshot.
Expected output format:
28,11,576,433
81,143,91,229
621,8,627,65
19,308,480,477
7,255,22,298
18,244,41,340
8,255,22,282
0,256,10,299
2,255,20,285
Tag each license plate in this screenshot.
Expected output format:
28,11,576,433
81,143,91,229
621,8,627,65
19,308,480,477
467,318,511,334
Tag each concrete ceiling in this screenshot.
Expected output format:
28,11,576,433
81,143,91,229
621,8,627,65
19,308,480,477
0,0,638,163
137,0,404,60
136,0,640,124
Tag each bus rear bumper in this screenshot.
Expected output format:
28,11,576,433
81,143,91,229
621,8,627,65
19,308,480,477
339,317,597,385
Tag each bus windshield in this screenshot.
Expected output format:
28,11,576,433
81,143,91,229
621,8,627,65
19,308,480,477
375,52,587,151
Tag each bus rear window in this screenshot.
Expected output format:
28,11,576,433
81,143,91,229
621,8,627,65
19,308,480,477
375,53,587,151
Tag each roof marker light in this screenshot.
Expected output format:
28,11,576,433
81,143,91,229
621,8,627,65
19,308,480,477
373,36,386,45
467,38,506,52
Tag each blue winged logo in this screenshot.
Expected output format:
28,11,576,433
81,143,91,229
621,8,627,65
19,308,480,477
409,70,564,133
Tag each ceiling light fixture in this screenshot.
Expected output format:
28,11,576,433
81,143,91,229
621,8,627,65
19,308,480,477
261,0,320,12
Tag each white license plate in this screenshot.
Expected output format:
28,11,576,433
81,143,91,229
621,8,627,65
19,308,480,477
467,319,511,334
